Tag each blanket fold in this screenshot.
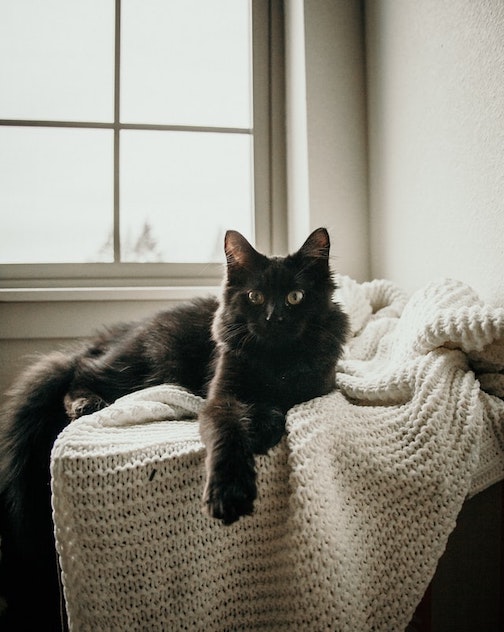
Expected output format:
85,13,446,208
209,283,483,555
51,276,504,631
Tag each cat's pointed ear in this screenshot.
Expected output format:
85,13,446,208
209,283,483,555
224,230,264,273
298,227,330,261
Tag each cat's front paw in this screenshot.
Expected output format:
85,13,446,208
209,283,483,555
203,461,257,525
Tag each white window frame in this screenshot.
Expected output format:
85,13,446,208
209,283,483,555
0,0,286,296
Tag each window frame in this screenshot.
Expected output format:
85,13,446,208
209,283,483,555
0,0,286,291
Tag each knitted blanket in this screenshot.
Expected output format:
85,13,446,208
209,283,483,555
51,277,504,632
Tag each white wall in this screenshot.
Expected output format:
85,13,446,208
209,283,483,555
366,0,504,305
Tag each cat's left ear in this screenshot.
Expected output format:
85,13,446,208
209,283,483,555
298,227,331,261
224,230,264,272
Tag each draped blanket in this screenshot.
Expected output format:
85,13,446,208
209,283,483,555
51,277,504,631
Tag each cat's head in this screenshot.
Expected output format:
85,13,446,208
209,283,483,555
216,228,337,349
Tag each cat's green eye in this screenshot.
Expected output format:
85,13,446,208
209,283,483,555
286,290,305,305
248,290,265,305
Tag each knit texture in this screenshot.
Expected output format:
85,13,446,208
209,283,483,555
51,276,504,631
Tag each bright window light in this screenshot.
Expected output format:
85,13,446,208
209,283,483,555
0,0,254,266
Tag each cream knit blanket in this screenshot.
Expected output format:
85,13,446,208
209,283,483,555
51,277,504,632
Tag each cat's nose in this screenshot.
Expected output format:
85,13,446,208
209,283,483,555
265,305,284,323
266,315,284,323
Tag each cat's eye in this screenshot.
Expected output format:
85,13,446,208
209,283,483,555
248,290,265,305
286,290,305,305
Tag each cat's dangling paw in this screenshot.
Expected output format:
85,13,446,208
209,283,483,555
203,460,257,525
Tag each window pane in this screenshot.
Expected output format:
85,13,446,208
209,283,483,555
0,0,115,122
0,127,114,263
121,0,252,128
120,130,254,262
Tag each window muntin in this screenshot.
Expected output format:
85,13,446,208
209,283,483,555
0,0,273,282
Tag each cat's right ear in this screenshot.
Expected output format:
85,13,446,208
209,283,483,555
224,231,263,273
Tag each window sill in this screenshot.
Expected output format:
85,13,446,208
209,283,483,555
0,285,220,303
0,286,221,340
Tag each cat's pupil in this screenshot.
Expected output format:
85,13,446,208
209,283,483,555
286,290,305,305
248,290,265,305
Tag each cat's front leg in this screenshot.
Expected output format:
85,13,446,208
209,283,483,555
199,396,257,525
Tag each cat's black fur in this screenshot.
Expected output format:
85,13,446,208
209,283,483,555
0,227,348,630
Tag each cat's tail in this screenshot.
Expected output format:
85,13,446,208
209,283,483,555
0,351,80,629
0,350,78,546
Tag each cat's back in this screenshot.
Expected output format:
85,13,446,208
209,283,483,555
150,296,219,339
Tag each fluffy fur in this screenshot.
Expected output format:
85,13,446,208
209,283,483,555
0,228,348,630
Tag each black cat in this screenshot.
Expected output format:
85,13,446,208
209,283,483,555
0,227,348,630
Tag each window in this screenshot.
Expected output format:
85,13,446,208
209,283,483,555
0,0,285,289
